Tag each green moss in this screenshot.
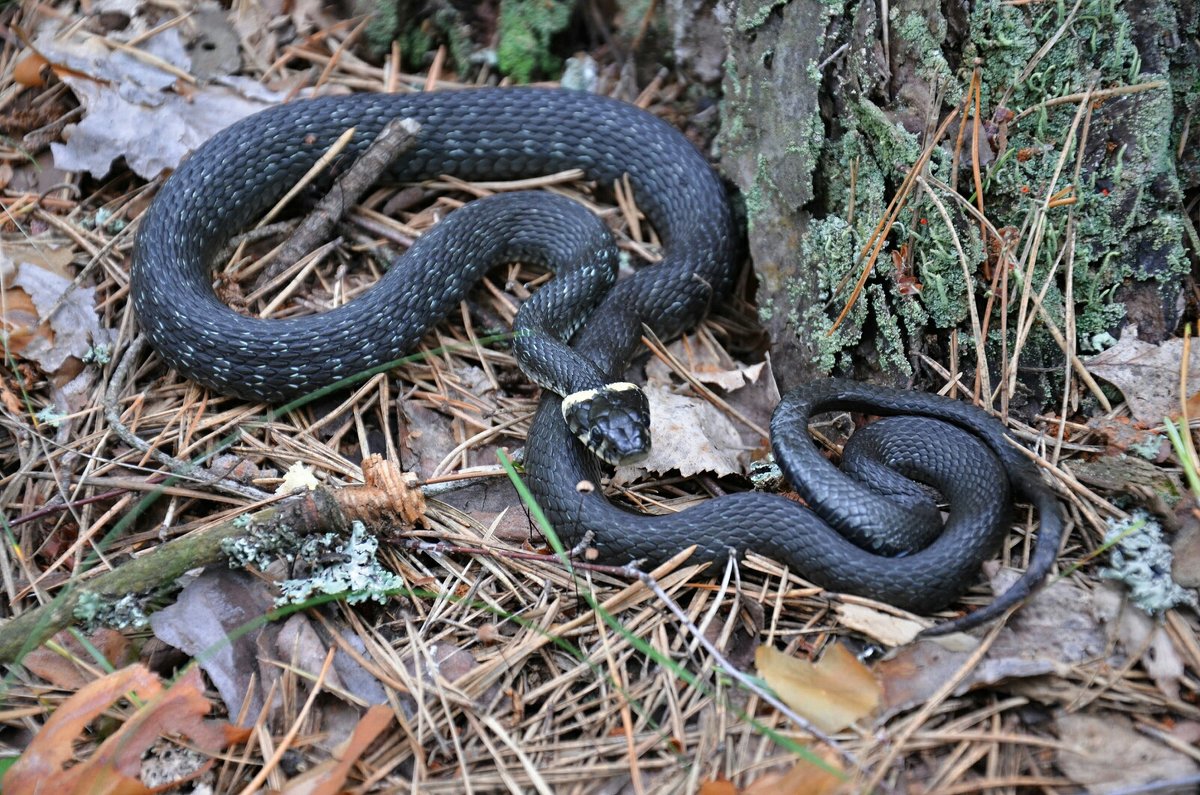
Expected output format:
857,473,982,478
361,1,474,74
496,0,573,82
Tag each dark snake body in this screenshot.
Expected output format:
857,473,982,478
132,88,1063,634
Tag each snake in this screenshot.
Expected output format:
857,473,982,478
131,87,1063,635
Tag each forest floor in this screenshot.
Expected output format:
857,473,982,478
2,1,1199,794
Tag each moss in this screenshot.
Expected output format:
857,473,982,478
496,0,573,83
361,1,474,74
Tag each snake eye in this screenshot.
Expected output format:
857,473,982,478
561,382,651,466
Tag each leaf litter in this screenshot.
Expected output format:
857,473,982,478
1,1,1198,793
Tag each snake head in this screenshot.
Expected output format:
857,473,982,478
561,382,651,466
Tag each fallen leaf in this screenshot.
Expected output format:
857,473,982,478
149,568,277,723
756,643,880,733
22,628,130,689
613,383,749,482
1055,711,1199,793
1084,326,1200,424
275,614,387,707
32,19,297,179
1171,500,1200,587
2,665,248,795
833,603,925,647
1114,604,1185,701
2,249,108,375
647,333,768,392
698,778,738,795
281,704,394,795
878,572,1113,717
741,751,846,795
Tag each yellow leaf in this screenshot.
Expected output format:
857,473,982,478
756,643,880,733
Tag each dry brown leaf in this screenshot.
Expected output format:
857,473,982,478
22,628,131,689
281,704,394,795
1084,327,1200,423
698,778,739,795
740,752,846,795
2,665,248,795
647,334,767,392
755,643,880,733
1056,711,1199,793
613,383,748,482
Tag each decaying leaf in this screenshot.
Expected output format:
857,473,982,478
149,568,276,722
878,572,1113,717
1114,602,1186,701
34,20,293,179
22,628,131,690
833,603,927,648
1055,711,1199,793
1084,326,1200,424
740,751,847,795
756,643,880,733
2,665,248,795
614,383,749,481
647,334,768,392
2,249,110,376
280,704,394,795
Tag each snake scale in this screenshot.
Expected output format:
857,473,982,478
131,88,1063,635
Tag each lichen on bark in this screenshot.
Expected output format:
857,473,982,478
720,0,1197,400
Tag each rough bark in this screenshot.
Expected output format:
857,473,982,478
715,0,1199,404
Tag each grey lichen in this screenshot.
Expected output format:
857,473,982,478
74,590,150,630
1101,511,1197,615
222,515,301,571
35,406,67,428
797,216,862,372
276,521,403,606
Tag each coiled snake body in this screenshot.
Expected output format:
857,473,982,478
132,88,1062,635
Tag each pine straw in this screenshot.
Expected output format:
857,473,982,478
2,3,1199,794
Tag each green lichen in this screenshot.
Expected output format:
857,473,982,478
798,216,862,372
735,0,790,33
893,10,960,104
496,0,572,83
790,0,1191,384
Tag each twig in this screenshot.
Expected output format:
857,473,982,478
0,456,424,664
254,116,421,285
102,338,268,500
